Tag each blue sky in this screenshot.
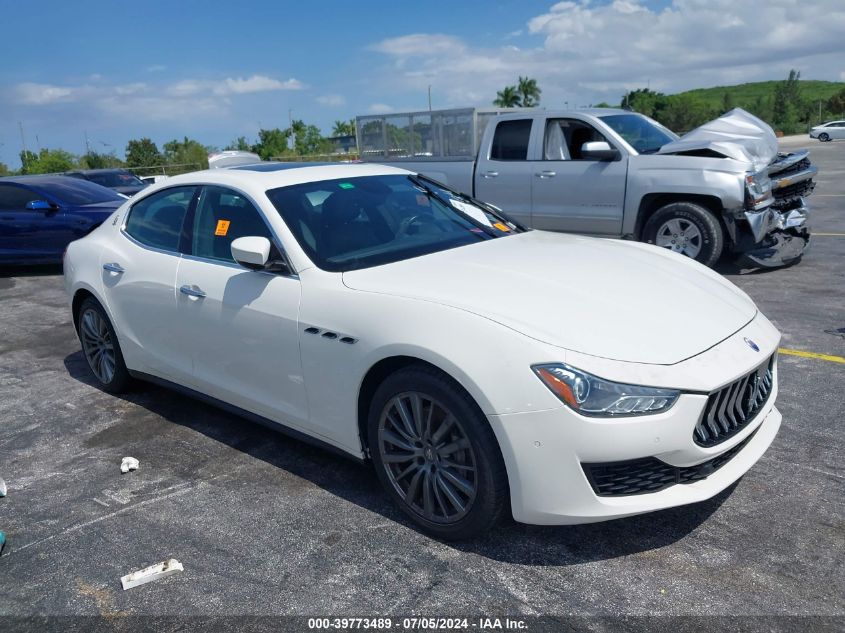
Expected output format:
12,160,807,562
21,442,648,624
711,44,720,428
1,0,842,167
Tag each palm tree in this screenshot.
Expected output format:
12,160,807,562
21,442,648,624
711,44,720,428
493,86,520,108
517,76,541,107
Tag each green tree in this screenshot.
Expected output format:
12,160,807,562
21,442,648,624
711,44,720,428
253,127,292,160
493,85,520,107
721,91,734,113
659,95,716,132
80,151,123,169
224,136,252,151
0,162,11,176
20,148,77,174
331,119,356,137
622,88,668,118
162,137,209,170
125,138,163,169
772,69,802,133
291,120,332,156
826,87,845,115
517,76,541,107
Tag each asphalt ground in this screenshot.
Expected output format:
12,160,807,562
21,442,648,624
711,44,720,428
0,137,843,630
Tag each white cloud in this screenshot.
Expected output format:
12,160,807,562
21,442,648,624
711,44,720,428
317,94,346,107
15,83,75,105
167,75,303,97
145,64,166,73
370,0,845,108
368,103,394,114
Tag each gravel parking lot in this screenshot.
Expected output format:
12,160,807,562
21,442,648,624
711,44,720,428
0,137,843,628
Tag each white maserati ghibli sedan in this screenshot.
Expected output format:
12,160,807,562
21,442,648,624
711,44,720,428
64,163,781,539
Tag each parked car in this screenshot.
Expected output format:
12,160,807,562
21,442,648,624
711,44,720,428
809,120,845,142
64,168,148,196
64,163,782,539
357,107,815,268
208,150,262,169
0,175,124,265
140,174,170,185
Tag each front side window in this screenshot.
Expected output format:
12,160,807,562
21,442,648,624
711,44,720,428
266,175,520,272
0,185,39,210
545,119,613,160
490,119,532,161
598,113,677,154
124,186,195,252
190,186,275,263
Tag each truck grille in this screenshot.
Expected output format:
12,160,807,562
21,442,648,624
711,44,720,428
694,356,775,447
582,429,757,497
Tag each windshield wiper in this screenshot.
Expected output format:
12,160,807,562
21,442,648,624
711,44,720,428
406,175,501,237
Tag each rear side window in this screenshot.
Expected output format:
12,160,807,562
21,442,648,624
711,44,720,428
124,186,196,252
190,186,274,263
0,184,39,210
490,119,532,161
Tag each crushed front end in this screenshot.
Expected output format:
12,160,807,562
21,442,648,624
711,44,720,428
732,150,816,267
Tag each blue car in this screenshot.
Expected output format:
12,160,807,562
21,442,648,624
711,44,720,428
0,175,124,265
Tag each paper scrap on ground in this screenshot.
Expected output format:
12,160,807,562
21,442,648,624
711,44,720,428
0,477,6,497
120,457,139,474
121,559,183,590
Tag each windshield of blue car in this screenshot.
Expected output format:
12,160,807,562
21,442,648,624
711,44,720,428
599,114,678,154
266,174,521,272
39,178,125,205
86,171,145,188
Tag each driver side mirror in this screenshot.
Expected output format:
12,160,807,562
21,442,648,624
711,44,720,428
231,236,290,274
25,200,54,211
581,141,621,161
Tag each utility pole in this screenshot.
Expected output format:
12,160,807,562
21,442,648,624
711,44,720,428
18,121,27,157
428,85,432,112
84,130,91,155
288,108,293,151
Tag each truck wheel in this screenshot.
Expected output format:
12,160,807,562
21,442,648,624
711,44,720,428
642,202,724,268
818,132,830,142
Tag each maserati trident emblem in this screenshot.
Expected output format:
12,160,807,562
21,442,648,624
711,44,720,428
744,337,760,352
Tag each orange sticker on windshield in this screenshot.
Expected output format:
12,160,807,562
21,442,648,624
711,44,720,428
214,219,231,236
493,222,511,232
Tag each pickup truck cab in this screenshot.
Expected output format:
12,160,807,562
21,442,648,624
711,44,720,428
356,107,814,268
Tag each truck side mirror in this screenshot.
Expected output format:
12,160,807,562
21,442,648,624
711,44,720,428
581,141,620,161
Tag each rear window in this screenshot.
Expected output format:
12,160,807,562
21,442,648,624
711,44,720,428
124,186,196,252
37,178,125,205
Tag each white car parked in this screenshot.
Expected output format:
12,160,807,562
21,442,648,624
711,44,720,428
809,120,845,142
64,163,782,539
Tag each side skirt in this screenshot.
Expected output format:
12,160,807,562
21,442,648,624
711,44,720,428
127,370,367,465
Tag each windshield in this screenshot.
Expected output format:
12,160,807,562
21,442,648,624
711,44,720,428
599,114,678,154
38,178,125,205
266,174,522,272
86,171,145,188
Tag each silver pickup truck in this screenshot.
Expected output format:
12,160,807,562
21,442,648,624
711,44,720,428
356,107,815,268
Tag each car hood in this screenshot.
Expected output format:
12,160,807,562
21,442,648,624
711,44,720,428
342,231,756,365
657,108,778,172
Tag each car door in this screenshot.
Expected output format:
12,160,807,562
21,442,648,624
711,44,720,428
474,118,536,226
530,117,628,235
174,185,309,427
0,184,69,261
98,186,197,382
833,122,845,139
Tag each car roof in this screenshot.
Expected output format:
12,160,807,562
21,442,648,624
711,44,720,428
0,174,90,187
161,162,413,190
65,168,130,175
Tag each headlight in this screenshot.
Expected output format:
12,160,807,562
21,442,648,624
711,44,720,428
532,363,680,417
745,171,772,210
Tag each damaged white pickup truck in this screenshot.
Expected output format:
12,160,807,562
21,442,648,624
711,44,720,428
356,107,815,268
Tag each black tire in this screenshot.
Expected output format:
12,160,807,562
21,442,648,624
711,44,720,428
77,297,132,393
642,201,724,268
818,132,830,142
367,365,509,540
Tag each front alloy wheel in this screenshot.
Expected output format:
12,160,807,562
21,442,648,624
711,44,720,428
654,217,703,259
378,392,478,523
368,366,508,540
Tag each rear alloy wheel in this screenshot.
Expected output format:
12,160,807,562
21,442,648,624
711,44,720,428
818,132,830,142
643,201,724,268
77,297,131,393
368,366,508,540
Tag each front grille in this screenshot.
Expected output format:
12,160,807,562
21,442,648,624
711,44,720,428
694,355,775,447
582,429,757,497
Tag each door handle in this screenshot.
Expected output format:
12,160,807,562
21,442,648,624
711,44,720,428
179,284,206,298
535,171,556,178
482,171,499,178
103,262,125,273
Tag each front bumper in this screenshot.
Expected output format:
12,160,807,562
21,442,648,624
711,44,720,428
739,199,811,268
488,318,782,526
